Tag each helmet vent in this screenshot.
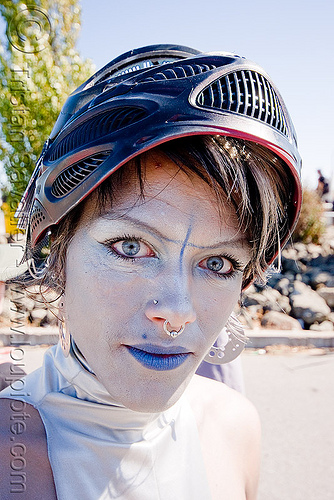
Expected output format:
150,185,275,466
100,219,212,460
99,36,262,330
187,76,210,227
30,204,46,232
197,70,288,136
48,107,147,162
140,63,217,82
51,151,111,198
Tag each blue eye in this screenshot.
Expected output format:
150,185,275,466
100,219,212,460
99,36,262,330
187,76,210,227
199,255,234,276
122,240,140,256
206,256,225,272
107,237,155,259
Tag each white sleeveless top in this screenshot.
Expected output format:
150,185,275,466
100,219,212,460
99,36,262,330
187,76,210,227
0,343,211,499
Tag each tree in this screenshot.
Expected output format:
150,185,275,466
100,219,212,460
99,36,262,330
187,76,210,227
292,188,326,244
0,0,94,213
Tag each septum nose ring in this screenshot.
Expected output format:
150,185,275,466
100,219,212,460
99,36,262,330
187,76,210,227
163,320,185,339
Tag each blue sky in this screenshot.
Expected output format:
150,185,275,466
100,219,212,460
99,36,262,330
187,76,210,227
77,0,334,187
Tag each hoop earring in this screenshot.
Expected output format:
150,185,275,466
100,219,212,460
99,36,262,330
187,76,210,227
204,314,247,365
59,320,71,357
58,301,71,357
163,320,185,338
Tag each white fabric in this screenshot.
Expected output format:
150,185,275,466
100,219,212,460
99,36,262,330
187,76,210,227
0,343,211,499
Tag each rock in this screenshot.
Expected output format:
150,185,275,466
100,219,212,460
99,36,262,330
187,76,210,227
309,321,334,331
301,268,320,286
307,244,323,258
310,253,334,270
261,288,291,314
244,284,257,295
266,272,285,289
310,271,334,288
242,292,267,308
284,272,296,283
261,311,302,330
29,308,48,326
242,287,291,314
301,268,334,288
290,281,331,325
275,294,291,314
282,247,298,260
22,296,37,312
316,287,334,309
10,295,36,313
292,242,309,260
308,254,327,268
241,305,262,326
46,308,59,326
274,277,293,296
281,256,301,274
253,281,267,292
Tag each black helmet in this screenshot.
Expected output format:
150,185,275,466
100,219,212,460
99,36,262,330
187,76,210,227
17,43,302,253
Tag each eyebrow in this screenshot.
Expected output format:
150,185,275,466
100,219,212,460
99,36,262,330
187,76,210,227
101,213,249,250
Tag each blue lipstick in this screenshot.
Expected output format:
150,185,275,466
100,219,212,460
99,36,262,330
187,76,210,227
126,345,190,371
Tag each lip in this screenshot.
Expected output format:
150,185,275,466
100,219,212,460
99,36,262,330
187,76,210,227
125,344,191,371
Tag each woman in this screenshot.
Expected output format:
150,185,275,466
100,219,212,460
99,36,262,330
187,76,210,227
0,44,302,499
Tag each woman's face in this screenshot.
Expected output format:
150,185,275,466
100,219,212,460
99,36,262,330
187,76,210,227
64,152,251,412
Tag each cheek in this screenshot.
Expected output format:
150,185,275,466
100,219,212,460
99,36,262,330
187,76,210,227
64,250,148,339
196,279,242,342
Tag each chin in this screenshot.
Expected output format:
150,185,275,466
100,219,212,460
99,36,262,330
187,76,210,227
125,395,180,413
112,379,190,414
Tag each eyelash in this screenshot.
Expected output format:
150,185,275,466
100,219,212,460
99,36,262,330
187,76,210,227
104,234,153,261
103,235,244,279
208,254,244,281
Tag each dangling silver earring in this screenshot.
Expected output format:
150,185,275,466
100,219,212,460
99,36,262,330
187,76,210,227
204,313,247,365
58,301,71,357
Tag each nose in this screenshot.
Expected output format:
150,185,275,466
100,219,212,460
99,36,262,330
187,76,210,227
144,275,197,334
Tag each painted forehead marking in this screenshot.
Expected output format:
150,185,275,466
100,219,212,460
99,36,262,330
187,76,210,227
179,219,193,274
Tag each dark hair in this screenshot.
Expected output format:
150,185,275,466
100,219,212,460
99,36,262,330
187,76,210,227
27,135,292,295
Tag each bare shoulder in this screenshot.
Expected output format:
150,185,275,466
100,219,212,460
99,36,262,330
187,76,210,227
0,398,57,499
187,373,260,428
186,375,261,500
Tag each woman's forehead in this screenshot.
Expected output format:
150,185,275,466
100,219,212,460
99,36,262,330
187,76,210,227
76,152,246,251
82,151,229,222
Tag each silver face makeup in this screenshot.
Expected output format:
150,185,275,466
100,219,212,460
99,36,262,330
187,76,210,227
63,152,251,412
